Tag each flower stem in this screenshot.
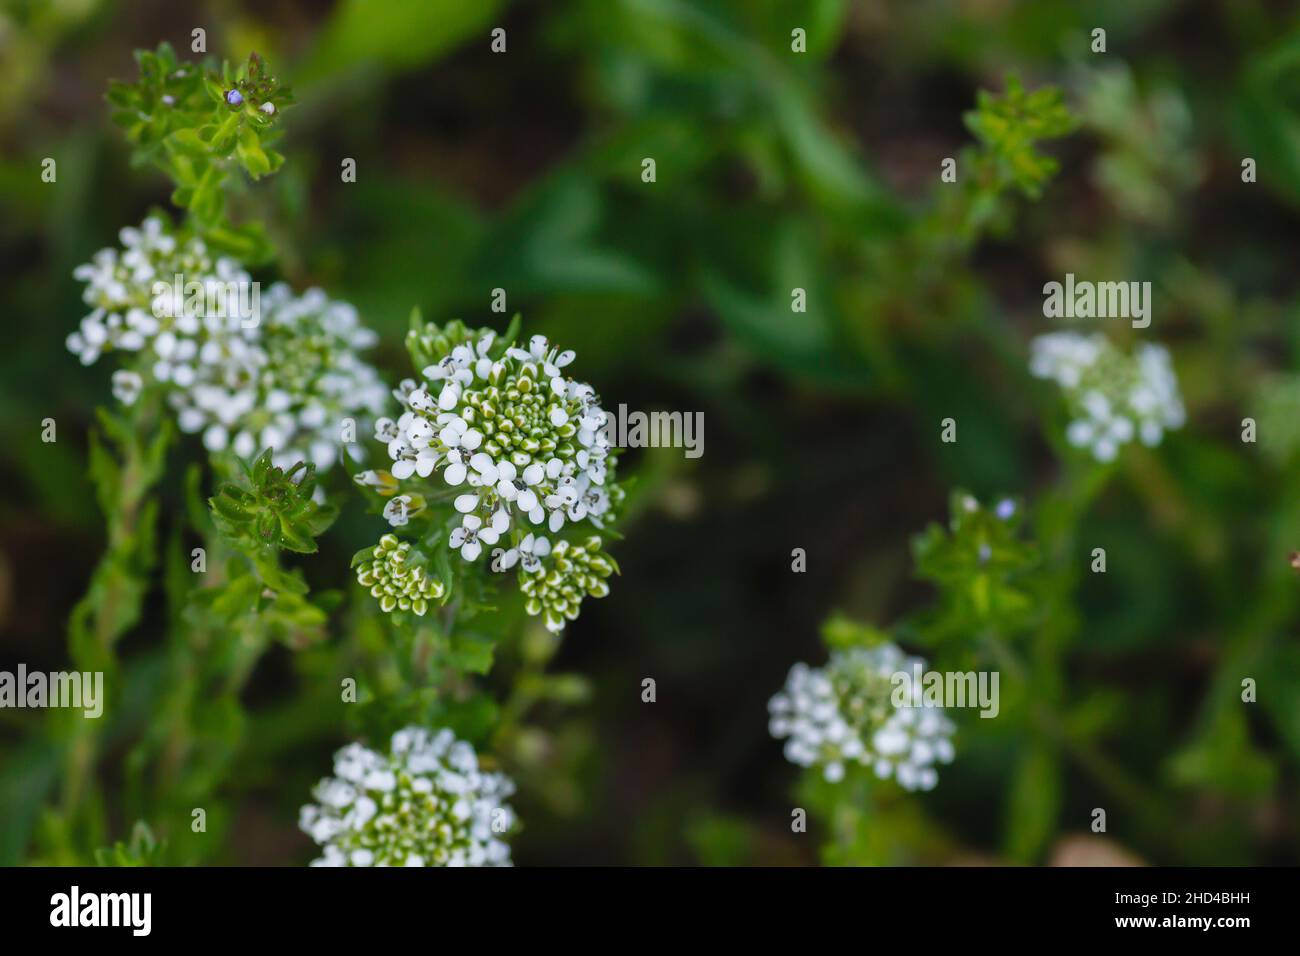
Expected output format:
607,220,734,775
58,393,173,846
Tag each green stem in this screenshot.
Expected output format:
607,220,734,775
60,394,173,844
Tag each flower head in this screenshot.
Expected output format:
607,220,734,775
70,218,386,472
69,215,248,371
768,643,956,790
169,283,387,470
365,322,624,631
299,726,515,867
1030,332,1185,462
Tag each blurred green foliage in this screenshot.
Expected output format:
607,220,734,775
2,0,1300,866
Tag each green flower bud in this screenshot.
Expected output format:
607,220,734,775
518,537,617,633
356,535,445,617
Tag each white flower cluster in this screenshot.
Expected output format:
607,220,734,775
69,216,387,471
299,726,515,867
170,283,387,470
377,333,618,558
1029,332,1185,462
68,216,247,371
768,643,956,790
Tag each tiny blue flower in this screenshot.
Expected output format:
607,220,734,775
978,542,992,564
225,89,243,107
995,498,1016,520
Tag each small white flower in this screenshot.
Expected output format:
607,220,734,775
470,333,497,380
494,460,545,512
422,349,474,387
448,513,500,561
540,493,569,533
111,369,144,405
498,533,552,573
392,378,418,406
437,381,462,411
439,416,482,452
508,334,575,378
579,484,612,527
407,386,437,412
442,446,485,486
406,417,436,449
576,447,606,485
383,495,416,527
390,442,439,480
467,452,499,486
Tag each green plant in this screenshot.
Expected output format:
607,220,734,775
48,43,626,867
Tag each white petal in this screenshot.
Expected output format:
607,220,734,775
454,494,479,513
470,454,497,484
203,424,228,452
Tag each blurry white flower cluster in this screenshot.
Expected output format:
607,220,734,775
769,643,956,790
170,283,387,470
69,216,386,471
69,216,250,374
1030,332,1185,462
299,726,515,867
377,331,620,558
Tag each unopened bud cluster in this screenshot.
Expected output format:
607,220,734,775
519,536,617,633
355,534,445,616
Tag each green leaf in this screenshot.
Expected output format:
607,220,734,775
445,631,496,675
1004,744,1061,863
93,821,166,867
236,125,271,178
300,0,507,79
963,74,1078,199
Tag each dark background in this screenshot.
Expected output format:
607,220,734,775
2,0,1299,865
